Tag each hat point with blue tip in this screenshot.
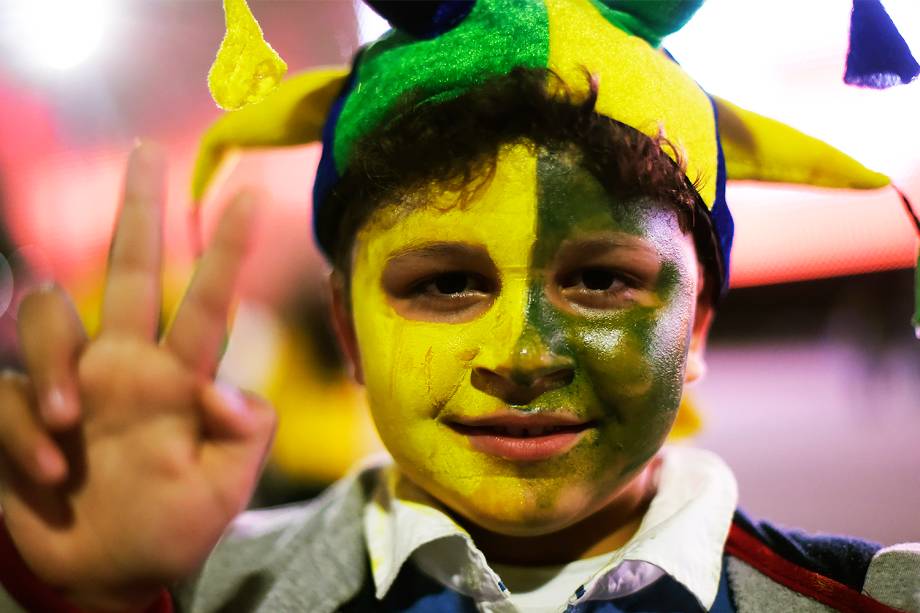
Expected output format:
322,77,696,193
193,0,920,336
845,0,920,89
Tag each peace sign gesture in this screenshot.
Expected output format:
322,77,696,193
0,144,276,610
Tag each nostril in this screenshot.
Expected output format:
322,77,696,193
471,366,575,406
540,368,575,391
471,367,508,400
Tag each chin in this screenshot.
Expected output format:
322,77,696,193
432,473,601,537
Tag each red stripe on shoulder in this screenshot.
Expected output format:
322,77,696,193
726,521,905,613
0,517,172,613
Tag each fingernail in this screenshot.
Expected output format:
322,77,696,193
36,280,58,294
216,382,247,415
42,388,69,423
36,446,65,481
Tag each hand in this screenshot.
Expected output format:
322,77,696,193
0,144,276,611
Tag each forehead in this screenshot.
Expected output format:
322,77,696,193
353,142,684,268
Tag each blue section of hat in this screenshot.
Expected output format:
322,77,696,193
845,0,919,88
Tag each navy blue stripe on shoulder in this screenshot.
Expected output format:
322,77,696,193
340,555,478,612
732,509,881,592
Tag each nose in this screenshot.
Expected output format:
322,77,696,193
471,331,575,406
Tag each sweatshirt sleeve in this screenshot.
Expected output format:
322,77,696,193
863,543,920,612
0,517,173,613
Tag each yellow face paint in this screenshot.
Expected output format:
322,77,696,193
351,144,538,522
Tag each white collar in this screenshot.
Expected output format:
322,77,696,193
362,445,738,611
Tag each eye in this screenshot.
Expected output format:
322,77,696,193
400,271,496,316
557,267,635,310
424,271,480,296
380,244,499,322
580,268,620,291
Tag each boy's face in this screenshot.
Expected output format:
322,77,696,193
344,143,709,536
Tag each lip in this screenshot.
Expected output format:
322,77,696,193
445,411,595,462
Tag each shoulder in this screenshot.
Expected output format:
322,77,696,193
175,463,385,613
726,509,920,612
730,508,881,590
864,542,920,612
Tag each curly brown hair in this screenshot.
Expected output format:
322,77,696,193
320,67,718,293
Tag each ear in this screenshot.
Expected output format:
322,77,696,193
327,272,364,385
685,267,715,385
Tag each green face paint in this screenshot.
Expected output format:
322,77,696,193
349,143,700,538
521,149,698,514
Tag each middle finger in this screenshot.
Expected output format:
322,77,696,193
100,143,166,339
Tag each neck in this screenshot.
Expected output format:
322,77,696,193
458,457,661,566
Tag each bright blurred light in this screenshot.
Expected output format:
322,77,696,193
1,0,113,72
663,0,920,286
355,0,390,45
664,0,920,178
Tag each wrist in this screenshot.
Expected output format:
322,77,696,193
1,517,171,613
66,586,169,613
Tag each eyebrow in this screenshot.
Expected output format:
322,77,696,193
386,242,489,262
557,235,659,259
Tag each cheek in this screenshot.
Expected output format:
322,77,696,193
572,303,692,420
351,291,493,446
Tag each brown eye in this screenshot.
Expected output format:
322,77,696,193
580,268,620,291
563,268,629,293
405,271,495,315
381,243,499,322
557,267,634,310
428,272,475,295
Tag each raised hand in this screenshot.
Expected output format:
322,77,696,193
0,144,276,611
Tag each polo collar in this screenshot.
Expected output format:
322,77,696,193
363,445,738,610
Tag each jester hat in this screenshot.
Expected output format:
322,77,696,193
194,0,920,330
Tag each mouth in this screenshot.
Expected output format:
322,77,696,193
445,413,596,462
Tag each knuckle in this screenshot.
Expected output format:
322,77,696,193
76,347,109,394
77,340,137,397
79,340,190,407
194,286,231,322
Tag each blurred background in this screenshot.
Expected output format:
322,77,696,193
0,0,916,545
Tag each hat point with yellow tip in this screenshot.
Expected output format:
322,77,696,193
198,0,920,334
208,0,287,112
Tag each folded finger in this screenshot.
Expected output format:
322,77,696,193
198,381,276,442
164,192,257,376
199,382,275,517
0,372,67,484
17,285,88,429
100,143,166,339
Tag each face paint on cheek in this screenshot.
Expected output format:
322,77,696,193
525,150,700,505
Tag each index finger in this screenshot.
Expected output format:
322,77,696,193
164,192,257,376
100,143,166,338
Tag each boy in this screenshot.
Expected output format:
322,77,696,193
0,1,918,611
